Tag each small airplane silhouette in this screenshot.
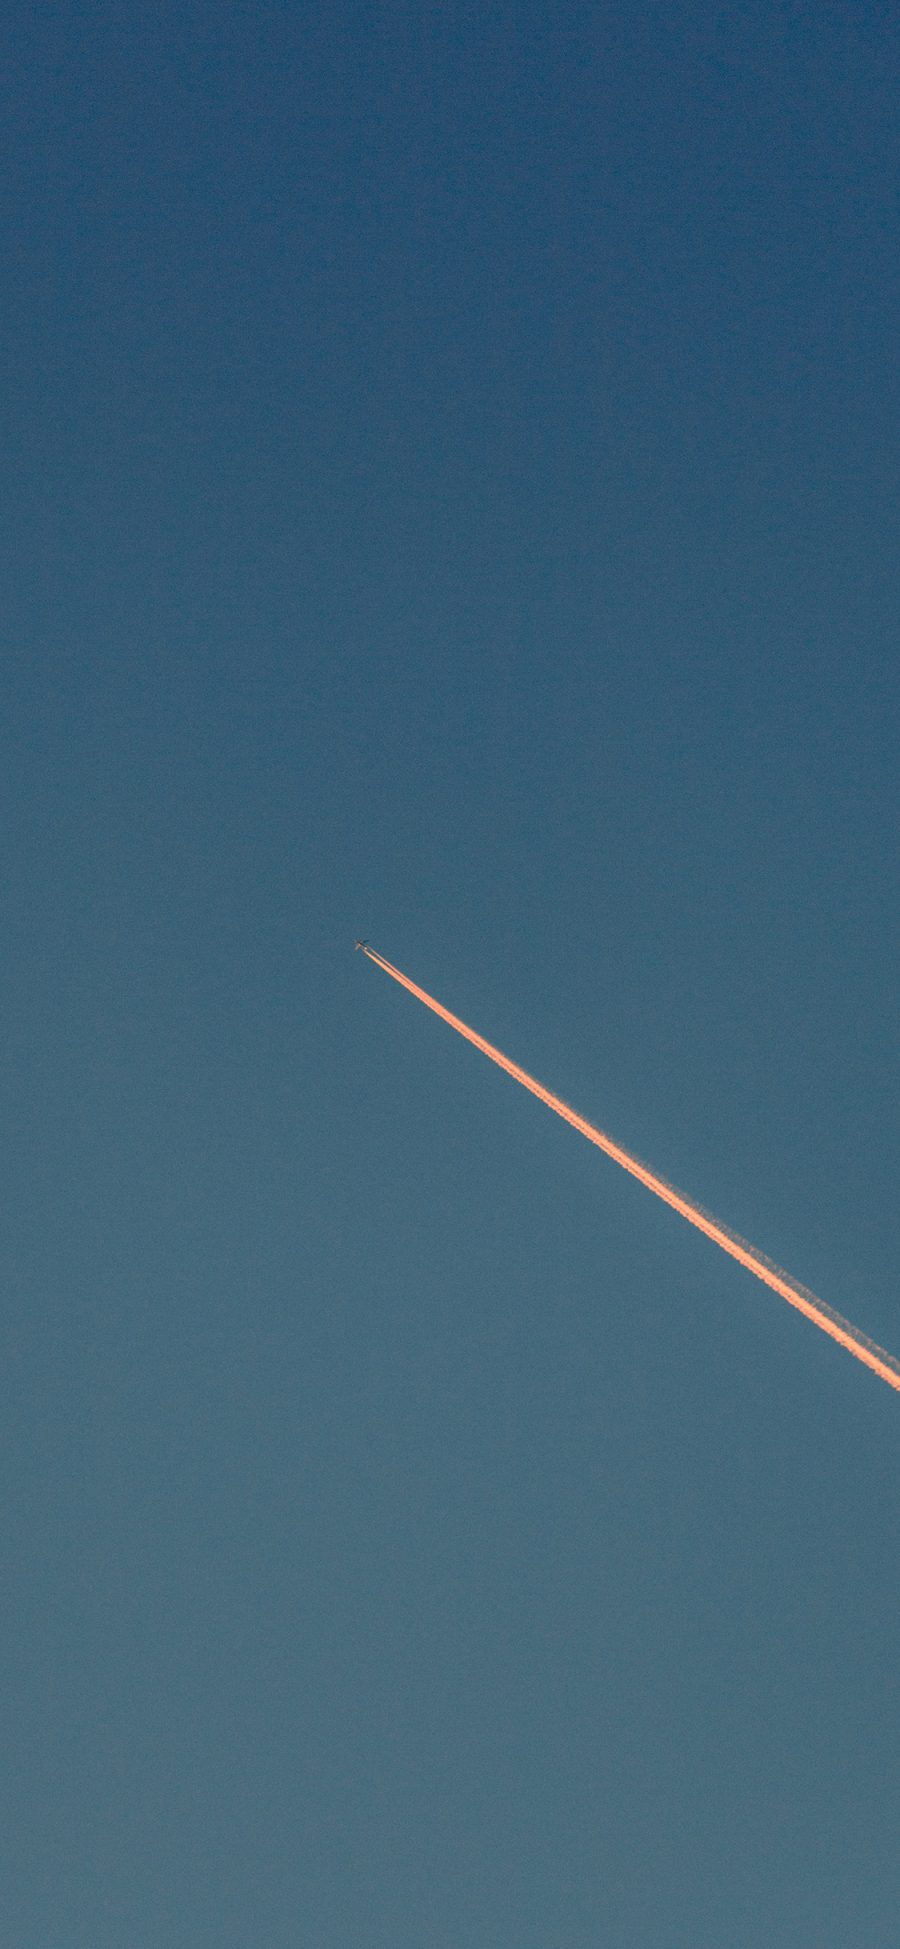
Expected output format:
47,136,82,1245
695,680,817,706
355,938,369,951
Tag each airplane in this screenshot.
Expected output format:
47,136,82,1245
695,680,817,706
354,938,369,951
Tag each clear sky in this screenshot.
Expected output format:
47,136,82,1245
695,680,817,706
4,3,900,1943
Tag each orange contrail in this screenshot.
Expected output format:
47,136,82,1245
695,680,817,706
360,944,900,1394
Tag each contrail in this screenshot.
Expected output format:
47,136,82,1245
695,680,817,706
359,943,900,1394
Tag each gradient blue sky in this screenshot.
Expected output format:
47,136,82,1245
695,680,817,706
5,3,900,1943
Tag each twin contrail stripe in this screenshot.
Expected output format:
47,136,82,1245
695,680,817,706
361,945,900,1394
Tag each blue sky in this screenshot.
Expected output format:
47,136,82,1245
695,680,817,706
4,3,900,1943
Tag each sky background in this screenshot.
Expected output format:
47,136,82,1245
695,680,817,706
4,2,900,1943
